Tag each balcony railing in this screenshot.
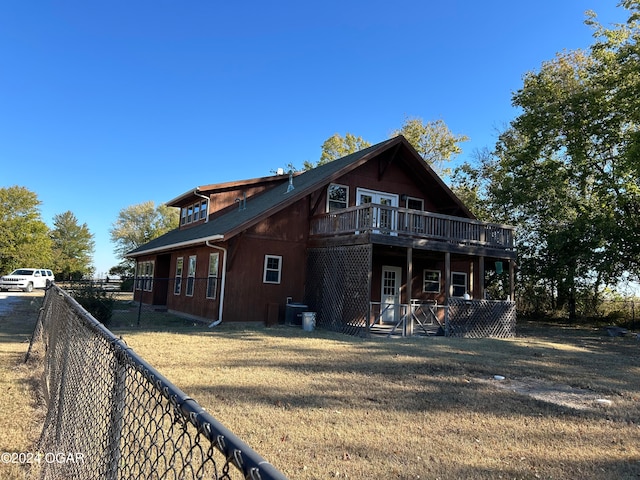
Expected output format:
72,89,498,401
310,203,515,250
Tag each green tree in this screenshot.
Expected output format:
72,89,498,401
50,211,95,280
0,186,52,273
393,117,469,175
304,133,371,170
452,2,640,319
110,201,179,269
307,119,468,173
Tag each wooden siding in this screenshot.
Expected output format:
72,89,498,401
222,197,309,323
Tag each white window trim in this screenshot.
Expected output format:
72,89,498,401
207,252,219,299
423,269,441,293
263,255,282,284
406,196,424,210
451,272,468,298
174,257,183,295
181,199,209,225
136,260,154,292
327,183,349,212
186,255,197,297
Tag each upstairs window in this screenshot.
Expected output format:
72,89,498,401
406,197,424,211
181,199,209,225
327,184,348,212
200,200,208,220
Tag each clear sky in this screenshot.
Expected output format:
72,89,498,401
0,1,629,276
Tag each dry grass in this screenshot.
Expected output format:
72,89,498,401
2,294,639,479
112,318,640,480
0,292,46,480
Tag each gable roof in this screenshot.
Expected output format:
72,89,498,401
126,135,472,257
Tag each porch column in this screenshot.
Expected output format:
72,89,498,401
478,257,485,300
509,259,515,301
444,252,451,301
406,247,413,336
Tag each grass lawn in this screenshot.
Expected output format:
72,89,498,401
2,293,639,479
110,311,640,480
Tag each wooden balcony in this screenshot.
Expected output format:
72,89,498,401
310,203,515,256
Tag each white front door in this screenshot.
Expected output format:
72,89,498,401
381,266,402,324
356,189,399,234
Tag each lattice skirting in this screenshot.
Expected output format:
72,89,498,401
305,245,372,336
446,299,516,338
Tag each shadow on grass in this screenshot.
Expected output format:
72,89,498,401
0,292,44,343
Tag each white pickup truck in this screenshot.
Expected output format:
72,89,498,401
0,268,55,292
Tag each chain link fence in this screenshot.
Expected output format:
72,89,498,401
26,284,288,480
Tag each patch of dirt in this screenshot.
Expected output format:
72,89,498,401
478,376,613,411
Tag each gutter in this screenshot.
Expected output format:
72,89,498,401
125,235,224,258
205,239,227,327
193,190,210,223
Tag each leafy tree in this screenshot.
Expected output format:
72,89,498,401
50,211,95,280
452,2,640,319
0,186,52,273
307,119,468,173
304,133,371,170
110,201,179,269
392,117,469,175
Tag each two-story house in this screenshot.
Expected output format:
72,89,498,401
127,136,517,337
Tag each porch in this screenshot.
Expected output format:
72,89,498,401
305,205,517,338
369,300,516,338
310,203,515,253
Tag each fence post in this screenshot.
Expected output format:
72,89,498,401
107,357,127,479
136,274,143,327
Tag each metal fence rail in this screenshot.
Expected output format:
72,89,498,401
27,284,288,480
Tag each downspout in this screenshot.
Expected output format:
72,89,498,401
206,240,227,327
194,190,210,223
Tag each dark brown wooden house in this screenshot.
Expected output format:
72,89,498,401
127,136,517,337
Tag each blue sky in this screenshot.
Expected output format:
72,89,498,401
0,1,629,275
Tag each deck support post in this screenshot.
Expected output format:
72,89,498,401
444,252,451,302
478,256,485,300
509,259,515,301
406,247,413,336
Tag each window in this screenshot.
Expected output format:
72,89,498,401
181,200,208,225
423,270,440,293
207,253,219,299
186,256,196,296
327,184,348,212
200,200,208,220
406,197,424,232
174,257,183,295
406,197,423,210
136,261,154,291
263,255,282,284
452,272,467,297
